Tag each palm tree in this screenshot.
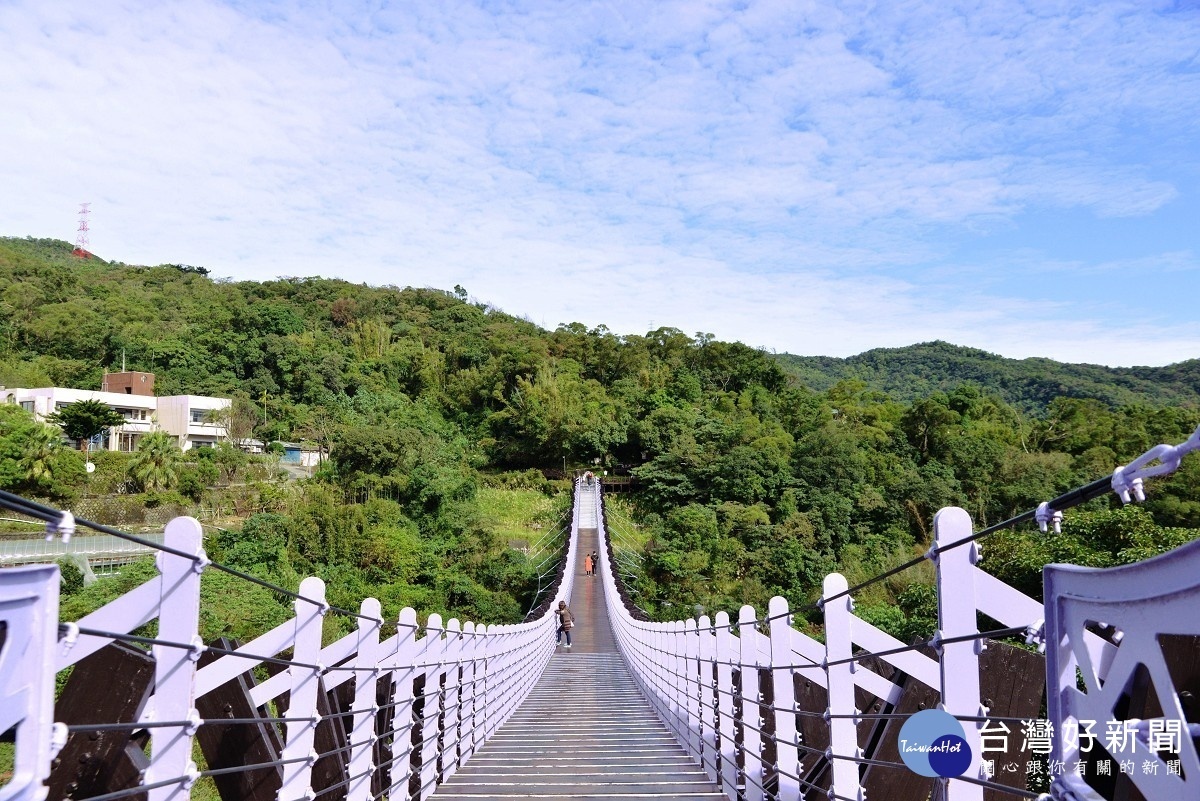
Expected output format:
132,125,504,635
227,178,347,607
20,423,61,485
128,431,183,492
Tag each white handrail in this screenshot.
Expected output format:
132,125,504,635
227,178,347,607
0,486,582,801
594,477,1200,801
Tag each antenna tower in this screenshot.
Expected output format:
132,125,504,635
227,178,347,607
72,203,91,258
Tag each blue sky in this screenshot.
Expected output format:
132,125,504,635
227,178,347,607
1,0,1197,366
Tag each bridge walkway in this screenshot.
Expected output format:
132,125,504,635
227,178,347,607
432,497,724,800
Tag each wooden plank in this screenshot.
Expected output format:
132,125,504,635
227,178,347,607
978,642,1044,801
860,646,940,801
47,642,154,801
794,671,831,800
266,659,350,801
434,654,724,801
195,638,283,801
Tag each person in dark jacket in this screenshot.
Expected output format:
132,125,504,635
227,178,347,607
556,600,574,648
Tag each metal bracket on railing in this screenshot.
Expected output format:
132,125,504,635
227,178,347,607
50,721,68,759
1111,469,1145,504
1112,423,1200,503
1024,619,1046,653
1035,502,1062,534
58,621,80,651
186,636,205,661
45,510,75,543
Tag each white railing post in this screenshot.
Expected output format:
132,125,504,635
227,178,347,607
483,626,508,739
646,625,666,724
714,610,739,796
146,516,205,801
0,564,60,801
933,508,985,801
459,621,478,762
660,623,673,726
417,613,445,800
347,598,382,801
280,576,328,801
823,573,863,801
494,625,520,732
648,624,668,725
442,618,463,779
664,621,680,740
385,607,419,796
769,596,800,801
685,618,702,755
738,604,764,801
697,614,718,781
475,623,492,741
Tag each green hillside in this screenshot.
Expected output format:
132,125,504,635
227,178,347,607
776,341,1200,410
2,235,1198,637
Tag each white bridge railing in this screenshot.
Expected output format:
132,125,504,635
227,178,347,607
596,425,1200,801
3,421,1199,801
0,488,581,801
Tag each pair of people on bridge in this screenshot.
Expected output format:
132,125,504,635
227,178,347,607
583,550,599,576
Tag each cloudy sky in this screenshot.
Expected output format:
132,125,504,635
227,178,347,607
2,1,1197,366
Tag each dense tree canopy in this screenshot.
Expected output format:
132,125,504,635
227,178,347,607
2,235,1198,634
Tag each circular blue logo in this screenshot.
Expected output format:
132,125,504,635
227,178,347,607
897,709,973,778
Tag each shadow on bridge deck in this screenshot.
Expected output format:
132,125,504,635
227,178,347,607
432,526,725,801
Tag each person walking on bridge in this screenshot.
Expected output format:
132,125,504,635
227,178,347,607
583,552,593,576
556,600,574,648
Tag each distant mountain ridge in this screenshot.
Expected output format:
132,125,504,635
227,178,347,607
776,341,1200,410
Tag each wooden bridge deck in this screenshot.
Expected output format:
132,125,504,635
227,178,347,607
432,525,725,801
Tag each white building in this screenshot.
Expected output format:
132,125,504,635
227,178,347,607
2,383,231,452
155,395,231,451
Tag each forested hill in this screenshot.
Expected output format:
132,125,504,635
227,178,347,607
777,342,1200,410
3,234,1199,631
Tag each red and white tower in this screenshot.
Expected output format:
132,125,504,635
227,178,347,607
72,202,91,258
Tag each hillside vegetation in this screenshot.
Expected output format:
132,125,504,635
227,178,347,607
2,235,1198,640
777,341,1200,410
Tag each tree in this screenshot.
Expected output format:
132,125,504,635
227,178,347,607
205,392,259,445
0,404,84,498
19,420,60,485
128,431,183,492
212,440,248,481
48,399,125,455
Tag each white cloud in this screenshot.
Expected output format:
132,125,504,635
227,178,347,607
0,0,1197,367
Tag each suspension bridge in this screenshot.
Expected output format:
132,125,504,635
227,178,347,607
1,424,1199,801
